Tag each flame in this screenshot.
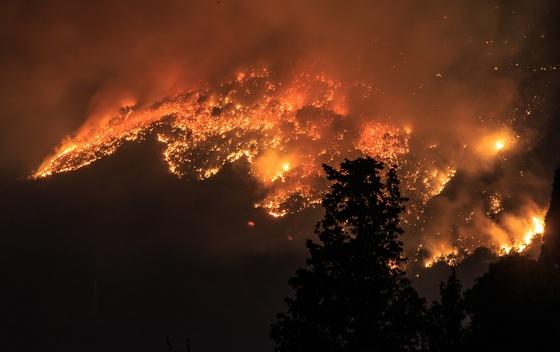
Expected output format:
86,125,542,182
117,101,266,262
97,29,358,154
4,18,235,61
533,216,545,234
422,210,546,267
509,216,545,253
494,210,546,254
495,140,505,151
430,168,457,197
424,245,460,268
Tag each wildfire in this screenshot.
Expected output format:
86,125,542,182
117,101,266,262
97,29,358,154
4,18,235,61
32,68,548,266
32,69,431,218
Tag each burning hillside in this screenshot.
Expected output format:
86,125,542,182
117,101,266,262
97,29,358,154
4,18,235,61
32,67,550,266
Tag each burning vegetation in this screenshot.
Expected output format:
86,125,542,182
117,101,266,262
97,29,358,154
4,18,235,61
32,67,549,267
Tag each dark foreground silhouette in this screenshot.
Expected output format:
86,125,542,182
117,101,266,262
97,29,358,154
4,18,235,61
272,157,560,352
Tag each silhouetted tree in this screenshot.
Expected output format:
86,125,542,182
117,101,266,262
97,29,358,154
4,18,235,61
427,269,464,352
166,337,191,352
166,338,176,352
462,254,560,351
540,167,560,268
271,157,426,352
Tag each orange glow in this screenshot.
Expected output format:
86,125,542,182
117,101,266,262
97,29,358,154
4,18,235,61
476,129,515,159
253,151,297,184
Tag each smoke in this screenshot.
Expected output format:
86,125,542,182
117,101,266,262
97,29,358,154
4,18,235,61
2,0,559,262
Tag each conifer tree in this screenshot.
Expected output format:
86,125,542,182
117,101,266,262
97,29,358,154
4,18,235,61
427,269,464,351
271,157,425,352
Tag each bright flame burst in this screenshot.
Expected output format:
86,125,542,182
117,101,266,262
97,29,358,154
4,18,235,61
33,68,547,265
495,140,505,151
476,129,515,158
424,212,546,268
498,215,545,254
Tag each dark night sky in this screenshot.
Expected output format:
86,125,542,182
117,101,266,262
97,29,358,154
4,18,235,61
1,1,560,351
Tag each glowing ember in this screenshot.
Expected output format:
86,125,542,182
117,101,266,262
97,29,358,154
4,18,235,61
488,193,503,216
355,122,410,164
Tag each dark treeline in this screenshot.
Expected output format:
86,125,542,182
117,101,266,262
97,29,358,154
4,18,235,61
271,157,560,352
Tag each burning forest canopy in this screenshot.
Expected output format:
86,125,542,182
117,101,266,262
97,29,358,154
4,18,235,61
3,0,560,269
